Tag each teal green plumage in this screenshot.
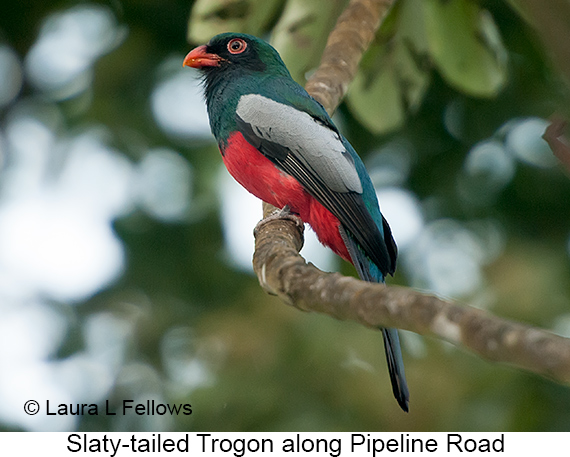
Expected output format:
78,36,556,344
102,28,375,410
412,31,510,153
185,32,409,411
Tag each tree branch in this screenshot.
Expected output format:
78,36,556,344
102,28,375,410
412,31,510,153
253,207,570,384
251,0,570,385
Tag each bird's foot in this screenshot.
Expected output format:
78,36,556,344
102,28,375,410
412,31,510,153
254,205,304,236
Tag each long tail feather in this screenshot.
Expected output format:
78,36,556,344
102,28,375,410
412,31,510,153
339,226,410,412
382,328,409,412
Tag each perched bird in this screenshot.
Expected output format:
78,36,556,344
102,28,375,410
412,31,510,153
184,33,409,411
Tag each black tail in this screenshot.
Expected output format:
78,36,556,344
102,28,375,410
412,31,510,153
339,226,410,412
381,328,409,412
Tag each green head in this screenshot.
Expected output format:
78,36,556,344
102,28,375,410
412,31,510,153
184,33,291,82
184,33,293,141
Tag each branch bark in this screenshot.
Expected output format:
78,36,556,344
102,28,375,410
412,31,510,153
253,207,570,384
252,0,570,385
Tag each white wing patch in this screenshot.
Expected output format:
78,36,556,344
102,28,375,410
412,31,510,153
236,94,363,194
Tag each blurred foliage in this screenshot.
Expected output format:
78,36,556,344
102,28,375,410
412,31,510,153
270,0,349,84
423,0,507,96
1,0,570,434
346,0,432,133
347,0,508,134
188,0,285,44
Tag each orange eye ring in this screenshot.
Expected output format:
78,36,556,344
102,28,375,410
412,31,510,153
227,38,247,55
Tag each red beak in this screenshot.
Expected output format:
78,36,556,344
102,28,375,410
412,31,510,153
183,45,224,68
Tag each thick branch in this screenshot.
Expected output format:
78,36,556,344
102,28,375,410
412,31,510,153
253,208,570,384
252,0,570,385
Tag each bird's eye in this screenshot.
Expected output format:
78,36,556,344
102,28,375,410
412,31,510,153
227,38,247,55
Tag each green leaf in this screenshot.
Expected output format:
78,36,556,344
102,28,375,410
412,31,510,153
187,0,284,44
270,0,349,84
347,53,406,134
346,0,430,134
423,0,508,97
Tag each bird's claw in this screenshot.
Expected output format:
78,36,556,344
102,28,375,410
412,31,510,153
254,205,304,235
272,205,292,218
